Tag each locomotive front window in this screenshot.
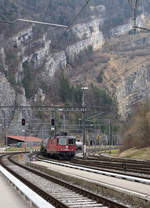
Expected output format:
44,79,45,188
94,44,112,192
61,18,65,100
68,138,75,145
58,138,66,145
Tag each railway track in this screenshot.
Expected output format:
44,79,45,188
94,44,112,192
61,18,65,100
0,153,127,208
36,153,150,180
87,154,150,166
72,157,150,176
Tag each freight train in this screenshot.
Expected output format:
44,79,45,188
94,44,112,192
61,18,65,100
40,135,76,159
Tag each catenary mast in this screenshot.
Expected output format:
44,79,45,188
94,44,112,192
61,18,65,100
128,0,139,33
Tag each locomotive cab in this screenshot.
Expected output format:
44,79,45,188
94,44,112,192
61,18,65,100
68,137,76,145
57,136,76,159
41,135,76,159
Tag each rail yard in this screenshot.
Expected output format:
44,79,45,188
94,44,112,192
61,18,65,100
0,152,150,208
0,1,150,208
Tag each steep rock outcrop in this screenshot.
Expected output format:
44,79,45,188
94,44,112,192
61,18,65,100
0,72,16,125
116,64,150,119
1,16,105,84
0,10,105,135
1,0,150,126
102,32,150,119
66,19,104,64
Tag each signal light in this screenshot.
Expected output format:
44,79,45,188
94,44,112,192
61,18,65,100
51,118,55,126
22,118,25,126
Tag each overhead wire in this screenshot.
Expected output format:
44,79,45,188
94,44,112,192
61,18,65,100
51,0,91,49
51,0,91,34
0,0,91,48
64,0,91,33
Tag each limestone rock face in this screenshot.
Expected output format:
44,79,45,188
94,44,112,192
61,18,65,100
0,12,105,135
116,66,150,119
44,51,66,78
1,16,105,83
0,73,15,105
101,32,150,119
0,72,16,126
66,19,104,64
1,0,150,129
34,88,45,103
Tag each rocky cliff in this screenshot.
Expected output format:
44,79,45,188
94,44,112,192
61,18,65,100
67,29,150,120
94,32,150,119
0,0,107,136
0,0,150,137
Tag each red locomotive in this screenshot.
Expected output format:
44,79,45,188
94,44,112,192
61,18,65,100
40,135,76,159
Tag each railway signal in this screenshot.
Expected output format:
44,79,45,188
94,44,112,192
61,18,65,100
22,118,25,126
51,118,55,126
51,118,55,135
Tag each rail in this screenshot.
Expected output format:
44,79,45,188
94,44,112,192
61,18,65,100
0,154,68,208
7,153,127,208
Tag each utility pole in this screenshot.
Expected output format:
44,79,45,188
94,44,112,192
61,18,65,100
81,87,88,159
25,128,26,152
128,0,139,34
108,119,112,151
2,111,7,148
63,114,66,132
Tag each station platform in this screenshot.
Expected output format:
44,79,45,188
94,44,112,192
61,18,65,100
0,172,29,208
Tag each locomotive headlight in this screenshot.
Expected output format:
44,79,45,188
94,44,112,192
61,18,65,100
66,145,68,148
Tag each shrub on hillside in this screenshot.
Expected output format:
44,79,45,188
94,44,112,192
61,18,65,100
120,101,150,151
